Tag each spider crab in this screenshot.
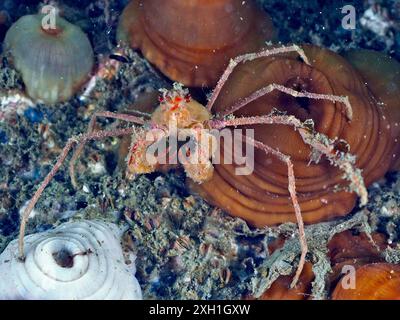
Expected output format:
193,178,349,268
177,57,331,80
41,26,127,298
18,45,368,287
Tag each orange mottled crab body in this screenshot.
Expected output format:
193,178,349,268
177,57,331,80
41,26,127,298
152,85,211,128
125,83,216,183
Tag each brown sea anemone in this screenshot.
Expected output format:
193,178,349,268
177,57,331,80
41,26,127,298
117,0,275,87
343,49,400,170
4,13,94,104
191,45,400,227
331,263,400,300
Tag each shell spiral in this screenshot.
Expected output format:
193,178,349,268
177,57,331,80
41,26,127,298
4,14,94,104
0,220,142,300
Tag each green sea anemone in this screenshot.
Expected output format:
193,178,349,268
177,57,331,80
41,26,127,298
3,14,94,104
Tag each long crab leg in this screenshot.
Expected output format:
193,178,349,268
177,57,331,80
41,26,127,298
206,45,311,112
218,83,353,121
69,111,146,188
210,115,368,205
18,127,136,261
239,133,307,288
210,115,368,287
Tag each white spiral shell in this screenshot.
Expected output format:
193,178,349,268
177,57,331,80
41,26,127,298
0,220,142,300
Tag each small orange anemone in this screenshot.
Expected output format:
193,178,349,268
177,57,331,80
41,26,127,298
332,263,400,300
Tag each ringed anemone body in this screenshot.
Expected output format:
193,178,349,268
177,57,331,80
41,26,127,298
4,14,94,104
117,0,275,87
191,45,400,227
343,49,400,170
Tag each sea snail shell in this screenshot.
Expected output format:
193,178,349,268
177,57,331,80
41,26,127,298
0,220,142,300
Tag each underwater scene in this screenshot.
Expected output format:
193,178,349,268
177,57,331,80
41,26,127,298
0,0,399,302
